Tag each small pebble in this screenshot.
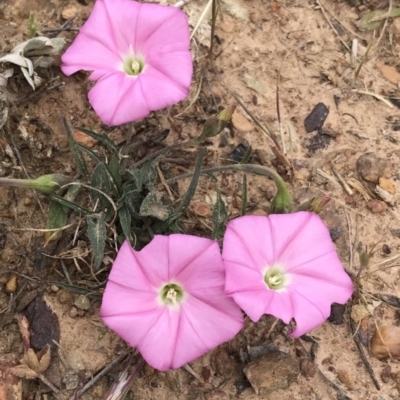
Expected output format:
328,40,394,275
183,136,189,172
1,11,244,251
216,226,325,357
57,289,75,304
367,199,388,213
74,294,91,311
69,307,78,318
300,358,316,378
232,111,253,133
304,103,329,133
337,369,355,390
50,285,59,292
356,153,390,183
328,303,345,325
379,177,395,194
5,275,17,294
192,203,211,217
62,5,77,20
381,365,391,383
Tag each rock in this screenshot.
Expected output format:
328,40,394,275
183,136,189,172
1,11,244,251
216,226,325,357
212,347,235,376
229,142,252,163
192,203,211,217
371,326,400,359
74,295,91,311
304,103,329,133
356,153,390,183
219,20,234,33
381,365,391,383
367,199,388,213
379,177,395,194
73,130,97,148
243,352,300,395
337,369,355,390
221,0,248,21
62,5,77,20
303,132,333,153
56,289,75,305
328,303,346,325
5,275,17,294
300,358,316,378
232,112,253,133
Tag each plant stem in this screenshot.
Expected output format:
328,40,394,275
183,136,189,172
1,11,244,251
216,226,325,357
166,163,293,213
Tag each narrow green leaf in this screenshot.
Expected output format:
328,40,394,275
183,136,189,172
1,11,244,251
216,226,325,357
139,190,172,221
212,186,228,239
48,282,103,298
177,148,207,213
63,118,88,177
241,174,247,216
46,200,67,242
73,126,118,152
239,146,252,164
49,193,91,214
123,184,142,217
78,144,120,194
91,163,113,209
77,144,119,194
127,158,159,191
118,205,135,246
86,212,107,270
108,153,121,188
46,185,81,241
357,8,400,31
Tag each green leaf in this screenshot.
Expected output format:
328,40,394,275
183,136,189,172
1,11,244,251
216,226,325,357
139,190,172,221
212,186,228,239
46,200,67,242
86,212,107,270
123,183,143,217
357,8,400,31
177,148,207,214
49,192,91,214
64,118,88,177
239,146,252,164
126,158,158,191
73,126,118,152
46,185,81,241
108,153,121,188
118,205,135,246
91,163,113,209
77,144,120,194
241,174,247,216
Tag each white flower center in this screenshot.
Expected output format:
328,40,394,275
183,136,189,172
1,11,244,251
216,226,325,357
159,283,185,307
263,264,288,291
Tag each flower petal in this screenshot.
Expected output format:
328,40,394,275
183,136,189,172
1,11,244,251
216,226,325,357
138,64,191,113
222,215,275,270
167,235,217,279
88,72,150,126
171,296,243,369
101,308,177,371
102,240,154,292
61,0,121,76
134,5,190,54
268,212,335,270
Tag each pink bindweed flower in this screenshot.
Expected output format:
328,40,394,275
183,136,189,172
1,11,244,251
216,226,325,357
100,235,244,371
61,0,193,126
222,212,353,338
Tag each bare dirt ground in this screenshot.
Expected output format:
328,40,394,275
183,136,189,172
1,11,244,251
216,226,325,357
1,0,400,399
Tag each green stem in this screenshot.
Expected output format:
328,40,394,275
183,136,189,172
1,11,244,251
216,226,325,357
166,163,293,214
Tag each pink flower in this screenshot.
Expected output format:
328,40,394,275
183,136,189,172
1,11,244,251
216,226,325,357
100,235,244,371
222,212,353,338
61,0,193,126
